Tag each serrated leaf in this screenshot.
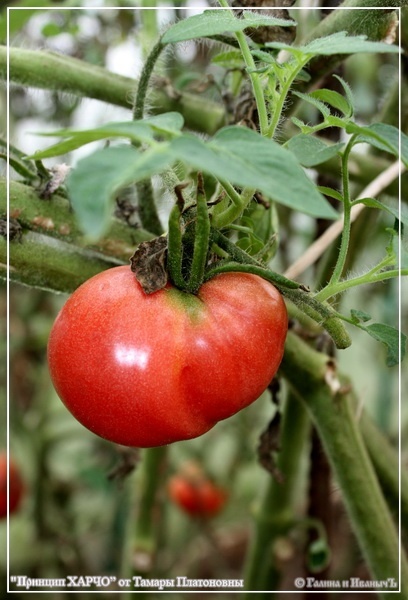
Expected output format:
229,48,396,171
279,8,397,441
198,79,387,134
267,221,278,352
350,309,372,324
266,31,400,57
310,89,352,118
170,127,337,219
363,323,406,367
162,9,295,44
351,122,408,167
287,134,344,167
28,113,184,160
292,91,331,118
67,144,174,239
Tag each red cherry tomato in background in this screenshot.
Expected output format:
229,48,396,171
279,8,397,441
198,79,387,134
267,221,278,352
0,453,24,519
48,266,287,447
168,463,228,518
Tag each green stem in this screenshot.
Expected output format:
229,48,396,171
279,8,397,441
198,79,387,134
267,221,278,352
1,46,226,135
217,0,268,135
360,408,408,528
167,197,186,291
2,178,153,262
2,232,122,294
132,40,164,121
212,186,254,230
243,392,310,595
325,138,355,287
280,333,408,597
132,41,164,235
315,268,406,302
185,175,211,293
126,447,167,582
136,180,163,236
267,58,308,139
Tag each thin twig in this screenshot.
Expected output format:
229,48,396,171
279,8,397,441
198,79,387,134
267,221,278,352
284,160,403,280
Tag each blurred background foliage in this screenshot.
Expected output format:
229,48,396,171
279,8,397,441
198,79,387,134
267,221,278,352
1,1,407,598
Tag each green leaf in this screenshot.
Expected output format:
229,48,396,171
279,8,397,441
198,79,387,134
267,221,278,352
292,91,331,119
309,89,352,118
170,127,337,219
287,134,344,167
28,113,184,160
212,50,244,68
350,309,372,324
317,186,344,203
0,0,53,42
351,122,408,167
266,32,400,58
353,197,408,226
364,323,406,367
291,117,314,134
0,154,38,181
67,144,174,239
162,9,295,44
333,74,355,118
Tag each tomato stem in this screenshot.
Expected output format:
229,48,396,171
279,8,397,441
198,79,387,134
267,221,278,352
185,173,211,294
132,40,165,236
243,391,310,593
167,188,188,291
280,333,408,596
132,40,164,121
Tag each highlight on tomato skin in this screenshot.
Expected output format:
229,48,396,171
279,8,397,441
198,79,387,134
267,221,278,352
47,265,288,448
167,462,228,519
0,453,25,519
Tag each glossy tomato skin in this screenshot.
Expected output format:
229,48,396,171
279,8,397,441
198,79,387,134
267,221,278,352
0,453,24,519
48,266,287,447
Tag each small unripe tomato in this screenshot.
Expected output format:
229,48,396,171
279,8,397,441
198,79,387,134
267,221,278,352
0,453,24,519
48,266,287,447
168,464,227,518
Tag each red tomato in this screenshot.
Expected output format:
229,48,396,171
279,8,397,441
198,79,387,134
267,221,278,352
0,453,24,519
168,471,227,518
48,266,287,447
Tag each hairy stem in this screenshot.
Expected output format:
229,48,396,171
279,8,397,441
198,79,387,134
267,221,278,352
243,391,310,595
167,196,186,291
125,447,167,584
132,40,163,121
1,46,225,135
217,0,269,135
186,175,211,293
326,138,355,287
360,408,408,528
280,332,408,597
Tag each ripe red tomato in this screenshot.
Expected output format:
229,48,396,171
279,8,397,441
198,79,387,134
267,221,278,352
0,453,24,519
48,266,287,447
168,465,227,518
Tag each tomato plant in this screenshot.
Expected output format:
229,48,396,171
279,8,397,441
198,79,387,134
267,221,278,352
0,453,24,519
168,463,227,518
47,265,287,447
3,2,407,596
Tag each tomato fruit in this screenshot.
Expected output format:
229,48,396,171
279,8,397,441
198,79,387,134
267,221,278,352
48,265,287,447
168,468,227,518
0,453,24,519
